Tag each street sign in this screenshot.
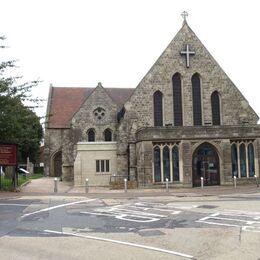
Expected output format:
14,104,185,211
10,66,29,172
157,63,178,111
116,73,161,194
0,144,17,166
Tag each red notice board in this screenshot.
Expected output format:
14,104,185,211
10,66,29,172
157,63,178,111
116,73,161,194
0,144,17,166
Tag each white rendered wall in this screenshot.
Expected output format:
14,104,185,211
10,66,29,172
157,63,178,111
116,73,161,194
74,142,117,186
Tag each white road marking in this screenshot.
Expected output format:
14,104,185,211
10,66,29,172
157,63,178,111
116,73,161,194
242,226,260,233
81,207,167,223
171,206,198,210
81,210,161,223
221,210,260,220
197,219,239,228
81,202,184,223
21,199,96,218
126,205,181,215
111,205,167,217
44,229,194,259
134,202,198,210
197,210,260,232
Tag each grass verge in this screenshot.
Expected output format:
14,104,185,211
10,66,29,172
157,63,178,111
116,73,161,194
0,173,44,191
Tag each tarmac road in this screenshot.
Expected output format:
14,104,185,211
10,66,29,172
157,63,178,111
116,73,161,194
0,178,260,259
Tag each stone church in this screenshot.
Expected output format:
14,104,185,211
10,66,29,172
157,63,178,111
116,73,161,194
44,16,260,188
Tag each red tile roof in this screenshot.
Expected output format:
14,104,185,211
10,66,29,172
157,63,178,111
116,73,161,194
47,87,134,128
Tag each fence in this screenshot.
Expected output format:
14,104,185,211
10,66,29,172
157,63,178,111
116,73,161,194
0,168,18,191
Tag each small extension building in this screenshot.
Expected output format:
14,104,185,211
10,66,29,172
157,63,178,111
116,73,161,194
44,17,260,187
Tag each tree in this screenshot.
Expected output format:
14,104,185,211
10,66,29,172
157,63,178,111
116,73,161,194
0,36,43,163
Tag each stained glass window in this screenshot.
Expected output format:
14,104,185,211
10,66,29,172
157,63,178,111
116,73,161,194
192,73,202,125
240,143,246,177
248,143,255,177
211,91,221,125
88,129,95,142
231,143,238,177
154,146,161,182
153,91,163,126
172,73,183,126
104,129,112,141
172,146,179,181
163,146,170,181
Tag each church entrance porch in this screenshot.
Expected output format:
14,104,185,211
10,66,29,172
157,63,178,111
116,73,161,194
192,143,220,187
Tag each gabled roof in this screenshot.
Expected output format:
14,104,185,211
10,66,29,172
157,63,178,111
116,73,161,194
47,86,134,129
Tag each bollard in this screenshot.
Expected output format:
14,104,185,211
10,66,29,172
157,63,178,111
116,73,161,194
233,176,237,188
254,175,259,187
166,178,169,192
85,178,89,193
200,177,204,189
124,178,127,193
54,177,58,193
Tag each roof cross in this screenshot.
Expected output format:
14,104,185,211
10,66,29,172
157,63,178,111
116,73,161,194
180,44,195,68
181,11,188,21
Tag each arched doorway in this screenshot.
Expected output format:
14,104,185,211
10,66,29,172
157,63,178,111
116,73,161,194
53,151,62,177
192,143,220,187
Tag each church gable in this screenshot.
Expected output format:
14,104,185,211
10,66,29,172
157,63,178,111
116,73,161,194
71,83,119,142
125,20,258,128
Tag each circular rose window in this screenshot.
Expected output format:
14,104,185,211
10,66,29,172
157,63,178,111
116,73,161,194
93,107,105,120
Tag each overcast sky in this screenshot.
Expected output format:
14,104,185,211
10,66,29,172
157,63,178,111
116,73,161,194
1,0,260,119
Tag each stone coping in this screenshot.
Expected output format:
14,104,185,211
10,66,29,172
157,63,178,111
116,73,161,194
136,125,260,141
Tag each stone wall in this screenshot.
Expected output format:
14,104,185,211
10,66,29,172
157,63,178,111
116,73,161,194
135,138,258,188
71,84,118,142
44,128,69,177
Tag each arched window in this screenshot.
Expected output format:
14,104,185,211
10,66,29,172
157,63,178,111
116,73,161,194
172,73,183,126
192,73,202,125
211,91,221,125
240,143,246,177
172,146,179,181
231,143,238,177
163,146,170,181
87,129,95,142
154,146,161,182
153,91,163,126
104,129,112,141
248,143,255,177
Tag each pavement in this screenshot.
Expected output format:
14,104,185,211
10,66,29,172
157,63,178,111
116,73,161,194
10,176,260,198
